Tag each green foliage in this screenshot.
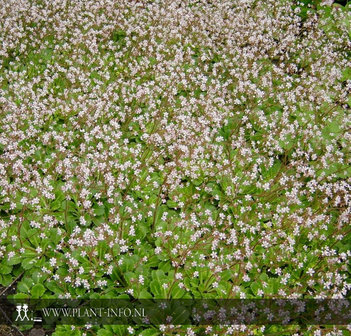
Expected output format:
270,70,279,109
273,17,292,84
0,0,350,335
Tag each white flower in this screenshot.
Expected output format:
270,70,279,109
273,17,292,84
7,251,15,259
175,272,183,280
307,268,315,276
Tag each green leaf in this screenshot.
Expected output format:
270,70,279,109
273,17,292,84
12,293,30,299
97,329,113,336
0,263,12,275
111,325,128,335
21,258,36,270
265,161,281,179
75,287,86,297
31,283,46,298
0,274,12,286
139,289,153,299
52,332,68,336
56,267,69,277
17,279,32,293
94,204,105,216
121,255,139,272
151,269,165,283
145,255,159,268
6,256,22,266
139,328,159,336
111,267,127,287
115,294,130,299
150,280,164,298
250,282,260,296
170,284,187,299
166,200,178,208
158,261,172,273
124,271,136,285
259,273,269,282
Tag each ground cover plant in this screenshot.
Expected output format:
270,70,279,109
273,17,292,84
0,0,350,335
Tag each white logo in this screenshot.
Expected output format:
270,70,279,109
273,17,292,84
14,304,42,323
15,304,29,322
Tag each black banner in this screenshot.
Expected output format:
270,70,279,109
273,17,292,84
0,299,350,326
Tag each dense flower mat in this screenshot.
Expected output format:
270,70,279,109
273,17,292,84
0,0,350,335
